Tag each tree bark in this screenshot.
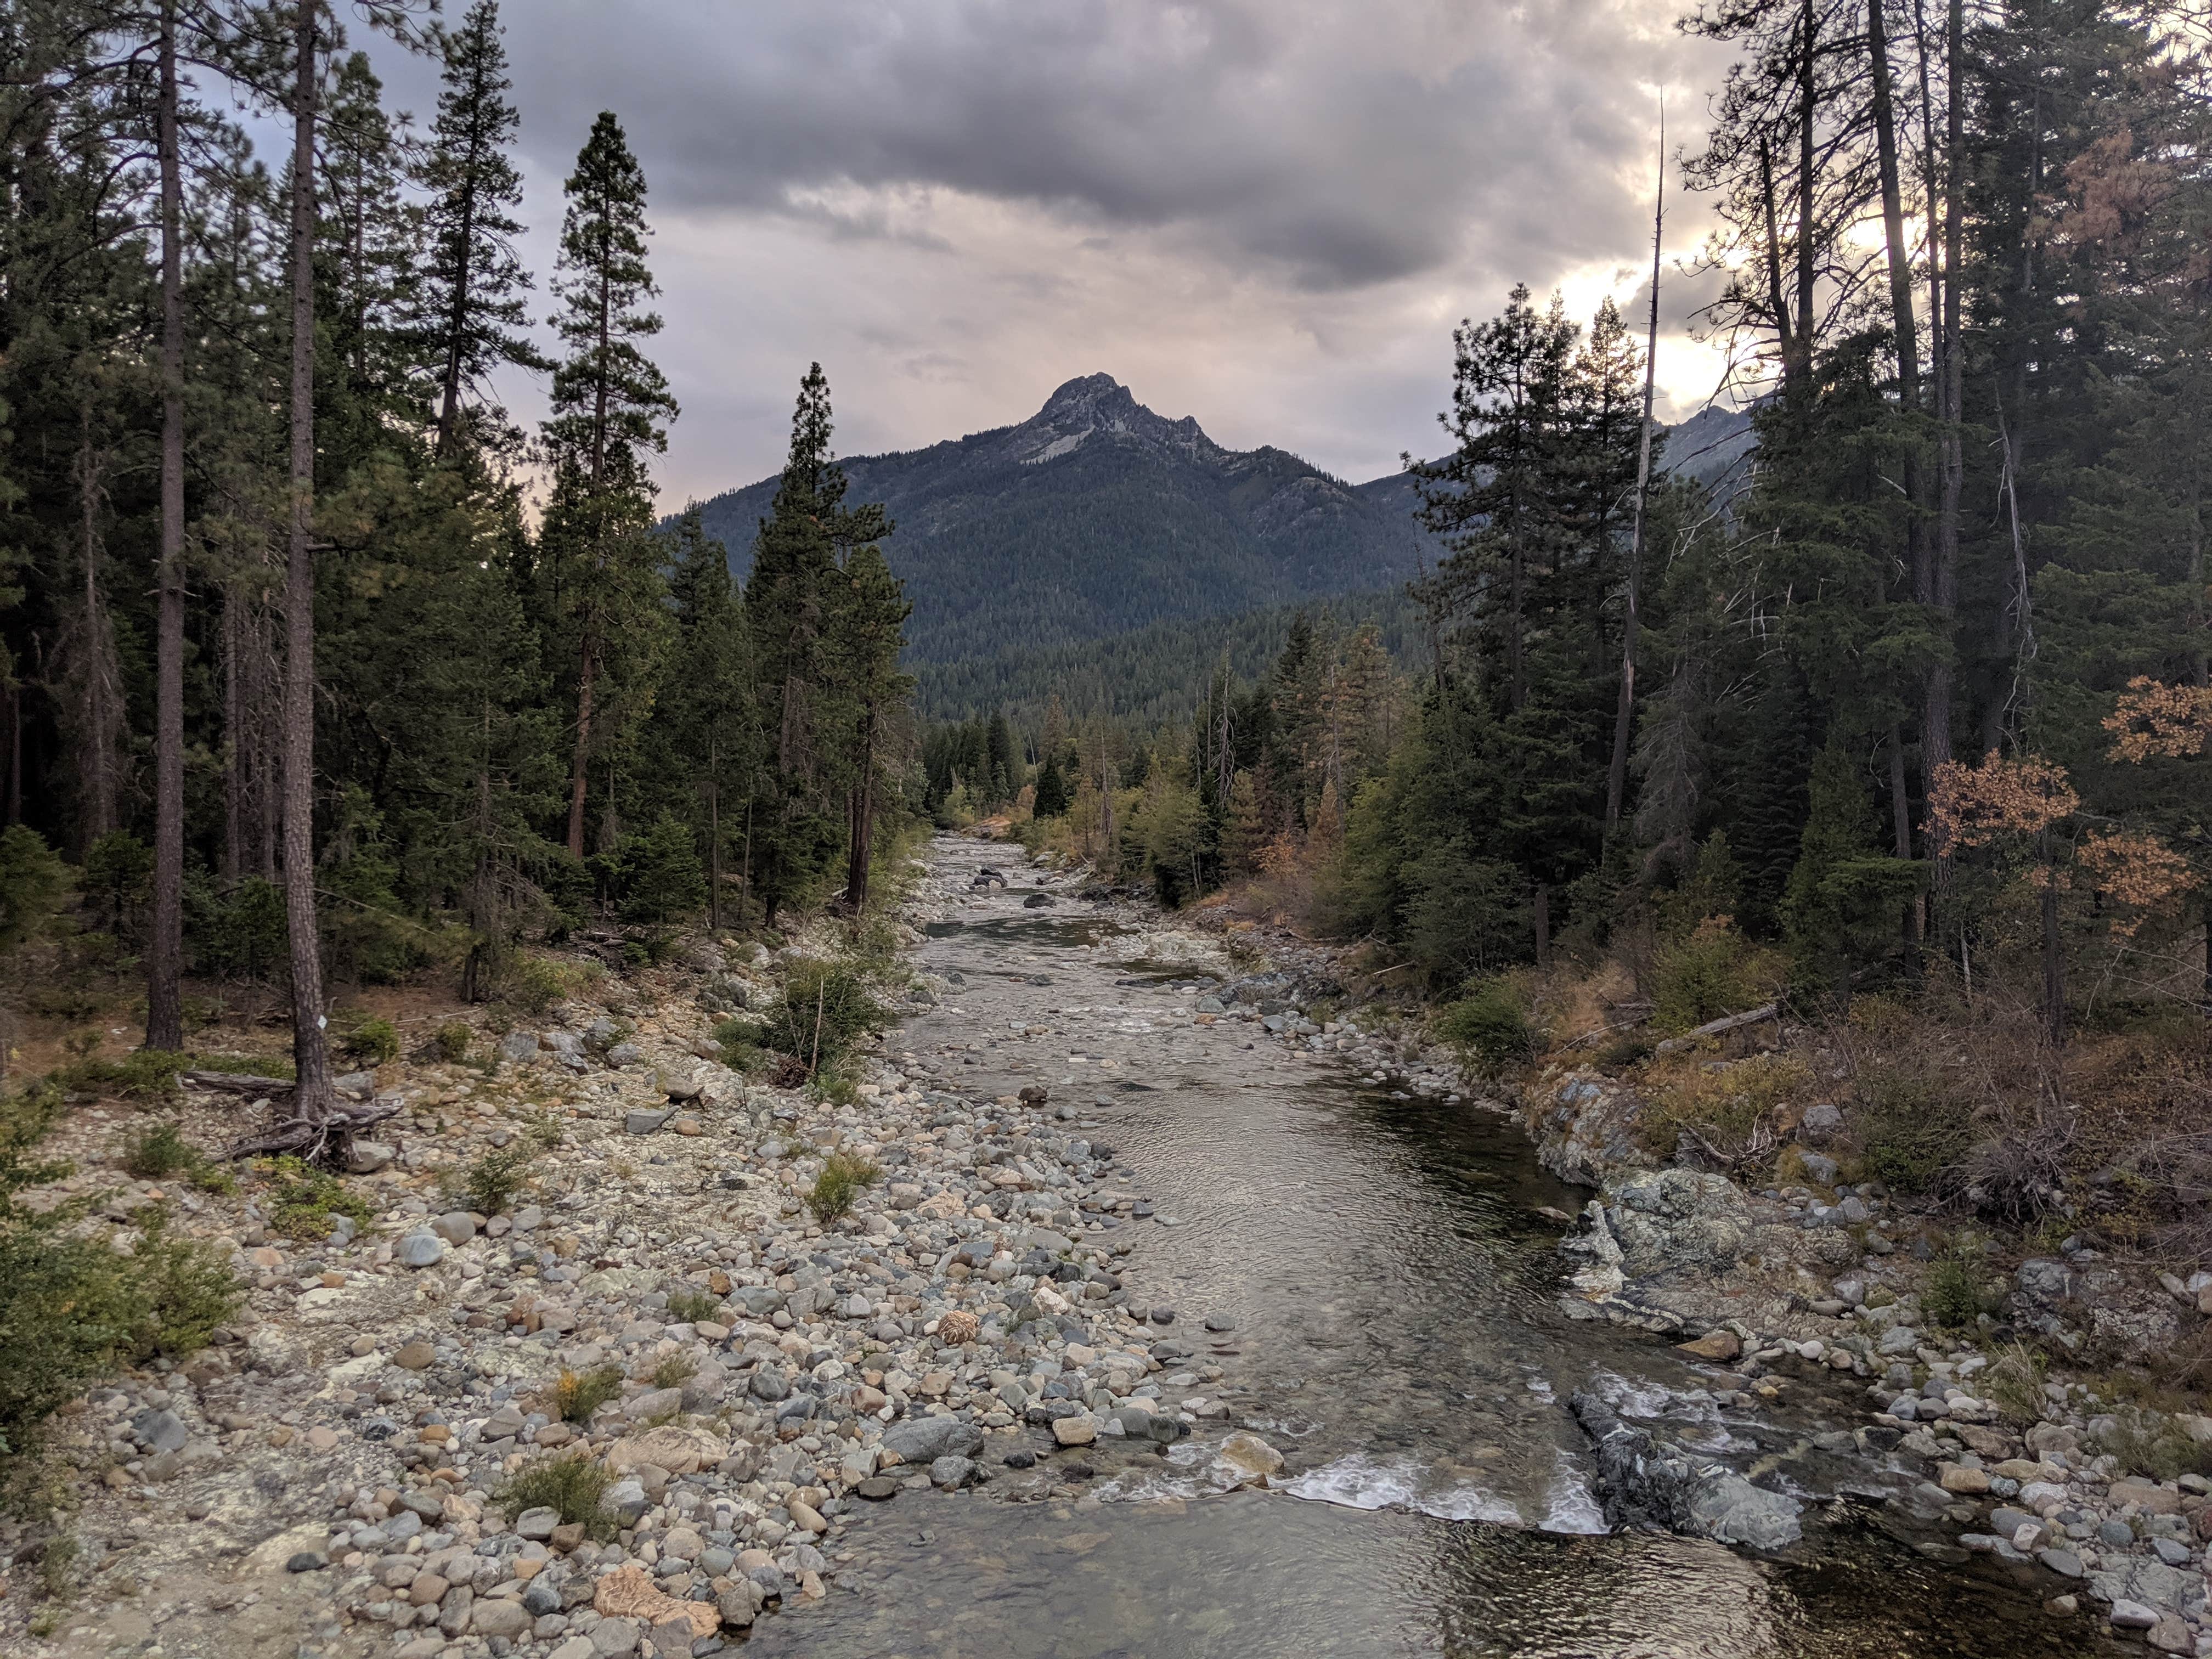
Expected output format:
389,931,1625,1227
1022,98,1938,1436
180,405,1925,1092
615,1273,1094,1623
1795,0,1819,386
146,0,187,1053
74,408,121,847
280,0,335,1120
1928,0,1963,816
1606,119,1664,835
845,702,878,913
566,639,595,859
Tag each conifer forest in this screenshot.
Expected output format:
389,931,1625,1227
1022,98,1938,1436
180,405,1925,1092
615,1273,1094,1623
3,2,2212,1655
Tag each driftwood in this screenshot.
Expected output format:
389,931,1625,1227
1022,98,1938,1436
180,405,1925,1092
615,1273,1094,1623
227,1096,398,1162
181,1069,297,1096
183,1070,397,1162
1653,1002,1780,1054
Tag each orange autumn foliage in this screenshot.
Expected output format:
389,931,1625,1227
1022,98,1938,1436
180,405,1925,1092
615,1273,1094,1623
2104,676,2212,763
1926,751,2079,847
2078,831,2197,935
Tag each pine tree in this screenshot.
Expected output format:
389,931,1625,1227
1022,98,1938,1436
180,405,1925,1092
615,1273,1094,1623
419,0,545,455
833,543,912,912
1033,753,1069,819
654,505,751,929
542,110,677,859
319,52,422,449
745,364,887,919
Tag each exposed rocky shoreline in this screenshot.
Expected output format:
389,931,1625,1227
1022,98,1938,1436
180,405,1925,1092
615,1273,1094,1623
0,851,1264,1659
8,840,2204,1657
1194,908,2212,1652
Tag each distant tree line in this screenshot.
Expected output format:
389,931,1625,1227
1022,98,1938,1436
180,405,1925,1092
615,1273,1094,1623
965,0,2211,1041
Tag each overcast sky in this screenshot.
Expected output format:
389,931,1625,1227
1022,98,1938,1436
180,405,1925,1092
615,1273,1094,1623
357,0,1739,504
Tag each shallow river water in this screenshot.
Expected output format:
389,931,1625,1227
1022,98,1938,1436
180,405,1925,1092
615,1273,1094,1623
747,842,2116,1658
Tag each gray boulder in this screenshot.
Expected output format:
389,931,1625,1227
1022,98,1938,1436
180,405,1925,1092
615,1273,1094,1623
1571,1390,1802,1550
1606,1169,1755,1280
880,1415,984,1464
498,1030,540,1064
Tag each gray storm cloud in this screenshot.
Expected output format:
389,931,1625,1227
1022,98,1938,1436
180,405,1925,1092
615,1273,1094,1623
365,0,1732,496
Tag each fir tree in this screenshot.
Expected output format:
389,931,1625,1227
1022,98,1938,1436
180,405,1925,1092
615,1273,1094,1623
541,110,676,859
419,0,545,455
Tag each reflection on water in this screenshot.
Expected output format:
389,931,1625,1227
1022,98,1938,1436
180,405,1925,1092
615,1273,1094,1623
787,847,2117,1657
744,1494,2111,1658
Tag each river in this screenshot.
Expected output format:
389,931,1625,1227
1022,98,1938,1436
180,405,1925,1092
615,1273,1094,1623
744,839,2115,1657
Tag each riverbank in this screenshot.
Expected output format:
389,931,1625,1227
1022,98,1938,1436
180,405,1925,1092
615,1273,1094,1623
0,845,1251,1659
1,835,2165,1658
1175,895,2210,1652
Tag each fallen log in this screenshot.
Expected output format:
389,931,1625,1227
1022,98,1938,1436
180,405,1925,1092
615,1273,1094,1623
1653,1002,1780,1054
181,1070,297,1096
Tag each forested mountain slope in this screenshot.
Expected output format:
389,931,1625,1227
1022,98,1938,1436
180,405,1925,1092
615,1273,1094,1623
689,374,1438,662
915,585,1426,727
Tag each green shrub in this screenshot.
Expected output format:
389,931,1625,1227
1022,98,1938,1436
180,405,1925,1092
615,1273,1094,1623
2090,1407,2212,1483
806,1151,882,1224
120,1120,197,1179
82,831,153,933
433,1023,472,1063
119,1210,241,1362
712,1014,764,1071
254,1156,373,1240
183,873,287,981
490,952,574,1015
1650,916,1780,1035
1855,1065,1974,1194
497,1454,615,1539
522,1110,565,1152
454,1147,529,1215
552,1363,625,1423
0,1085,236,1463
0,825,70,952
665,1288,725,1324
608,816,706,926
752,961,885,1077
1434,978,1534,1070
118,1120,232,1192
338,1015,399,1067
649,1352,697,1390
51,1048,188,1102
1980,1342,2049,1427
1922,1242,2003,1330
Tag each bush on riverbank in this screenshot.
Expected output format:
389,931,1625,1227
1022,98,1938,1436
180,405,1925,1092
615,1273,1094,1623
0,1082,239,1466
1433,978,1536,1071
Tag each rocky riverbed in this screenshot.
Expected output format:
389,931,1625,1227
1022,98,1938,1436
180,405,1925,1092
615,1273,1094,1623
0,837,2161,1658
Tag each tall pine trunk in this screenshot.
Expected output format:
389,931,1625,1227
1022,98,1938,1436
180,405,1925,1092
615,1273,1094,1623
845,702,878,913
566,639,595,859
1869,0,1927,952
437,168,477,453
1928,0,1964,838
147,0,187,1053
72,410,122,847
1606,121,1664,835
280,0,334,1119
1794,0,1818,387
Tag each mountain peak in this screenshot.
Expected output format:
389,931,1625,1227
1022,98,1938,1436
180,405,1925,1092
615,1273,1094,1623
1036,371,1137,423
1019,372,1218,467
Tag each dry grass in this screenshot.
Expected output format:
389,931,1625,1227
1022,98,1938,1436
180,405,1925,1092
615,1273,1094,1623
1637,1051,1810,1170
